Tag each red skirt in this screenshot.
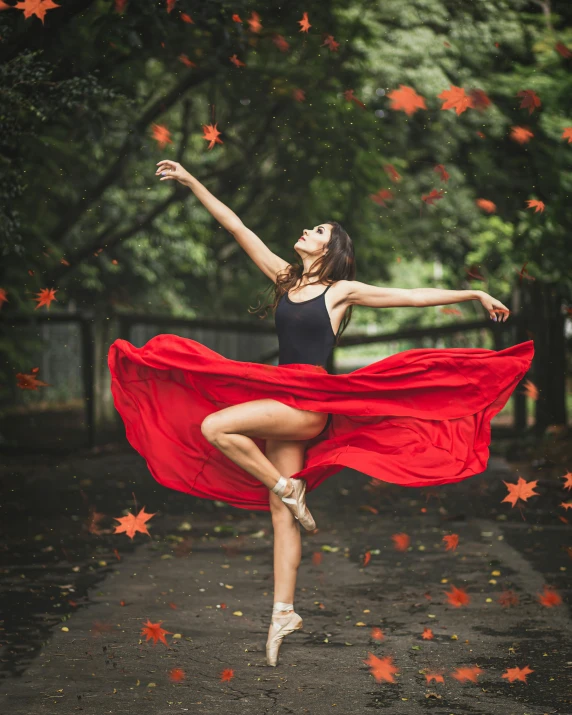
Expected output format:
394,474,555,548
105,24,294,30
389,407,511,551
108,335,535,512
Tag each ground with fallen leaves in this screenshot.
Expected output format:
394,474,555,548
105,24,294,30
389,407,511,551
0,429,570,714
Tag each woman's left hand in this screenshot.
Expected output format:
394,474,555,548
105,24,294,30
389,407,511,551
479,292,510,322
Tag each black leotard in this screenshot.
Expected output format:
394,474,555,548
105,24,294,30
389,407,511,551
275,284,336,369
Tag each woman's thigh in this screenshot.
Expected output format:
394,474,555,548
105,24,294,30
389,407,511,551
201,398,328,442
265,438,307,512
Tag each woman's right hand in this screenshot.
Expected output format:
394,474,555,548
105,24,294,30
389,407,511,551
155,160,193,186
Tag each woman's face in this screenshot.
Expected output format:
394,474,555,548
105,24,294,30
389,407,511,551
295,223,333,255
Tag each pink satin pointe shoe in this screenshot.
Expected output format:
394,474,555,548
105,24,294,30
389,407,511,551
271,475,316,531
266,604,304,667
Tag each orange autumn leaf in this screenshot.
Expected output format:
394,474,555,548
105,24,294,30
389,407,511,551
15,0,59,24
434,164,449,182
370,627,384,641
169,667,185,682
114,0,127,13
517,89,541,115
511,126,534,144
440,307,463,316
202,123,223,150
86,506,106,535
34,287,58,309
444,585,470,607
141,619,172,646
321,34,340,52
425,672,444,683
451,665,483,683
498,589,519,607
387,85,427,116
362,550,371,566
152,123,172,149
220,668,234,682
561,471,572,490
232,14,242,23
16,367,50,390
113,506,156,539
476,198,496,213
178,54,197,68
468,88,491,111
168,601,178,609
520,379,539,400
272,34,290,52
391,532,410,551
0,288,8,308
442,533,459,551
180,13,193,24
438,85,474,115
344,89,366,110
247,11,262,33
555,41,572,58
501,476,539,508
293,88,306,102
359,505,378,514
369,188,394,207
537,586,562,608
422,189,445,206
229,54,245,67
312,551,323,566
298,11,311,33
526,199,545,213
383,164,401,182
421,627,434,640
562,127,572,143
502,664,534,683
363,652,399,683
166,0,176,12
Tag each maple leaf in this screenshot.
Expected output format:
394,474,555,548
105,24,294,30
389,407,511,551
202,123,223,150
468,88,491,111
229,54,246,67
562,127,572,143
166,0,176,12
312,551,322,566
434,164,449,182
220,668,234,682
15,0,60,24
520,379,538,400
476,130,486,138
16,367,50,390
293,88,306,102
476,198,496,213
369,188,394,207
451,665,483,683
498,589,519,607
321,34,340,52
344,89,366,109
438,85,474,115
391,532,410,551
511,126,534,144
537,585,562,608
0,288,8,308
247,12,262,33
517,89,541,115
34,287,58,309
561,471,572,490
363,652,399,683
180,13,193,24
114,0,127,13
362,550,371,566
422,189,445,206
442,533,459,551
85,506,106,535
169,667,185,682
370,627,384,641
152,123,172,149
113,506,156,539
383,164,401,182
141,619,172,646
502,664,534,683
526,199,545,213
0,1,12,9
501,476,539,507
421,627,434,640
425,672,444,683
387,85,427,116
272,34,290,52
555,41,572,58
445,585,470,607
298,11,311,32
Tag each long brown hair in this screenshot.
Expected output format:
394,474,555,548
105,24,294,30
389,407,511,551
248,220,356,346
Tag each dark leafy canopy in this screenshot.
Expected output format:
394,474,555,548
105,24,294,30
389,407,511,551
0,0,570,321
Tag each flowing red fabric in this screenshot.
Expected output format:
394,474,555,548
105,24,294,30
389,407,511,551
108,335,534,512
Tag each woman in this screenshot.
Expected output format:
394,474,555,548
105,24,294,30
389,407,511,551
108,160,534,667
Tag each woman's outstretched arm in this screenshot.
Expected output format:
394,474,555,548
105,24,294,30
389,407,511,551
156,159,289,282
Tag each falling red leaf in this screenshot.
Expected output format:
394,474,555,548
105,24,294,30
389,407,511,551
440,307,463,316
362,550,371,566
141,619,172,646
370,627,384,641
293,88,306,102
438,85,474,115
422,189,445,206
114,0,127,13
387,85,427,116
178,54,197,68
369,188,394,207
180,13,193,24
34,287,58,309
363,652,399,683
229,54,246,67
344,89,366,110
442,534,459,551
476,198,496,213
421,627,434,640
312,551,323,566
113,506,156,539
383,164,401,182
359,504,378,514
247,11,262,33
468,88,491,111
321,35,340,52
15,0,60,24
501,476,539,508
555,41,572,58
202,123,223,150
511,126,534,144
520,379,538,400
434,164,449,182
502,664,534,683
561,471,572,490
451,665,483,683
220,668,235,682
562,127,572,143
169,667,185,682
298,11,311,33
498,589,519,607
16,367,50,390
392,533,410,551
0,288,8,309
517,89,541,115
152,123,173,149
86,506,106,535
444,585,470,607
166,0,176,12
537,586,562,608
272,34,290,52
526,199,545,213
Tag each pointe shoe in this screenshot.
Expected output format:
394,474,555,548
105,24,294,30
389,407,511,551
280,478,316,531
266,611,303,666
